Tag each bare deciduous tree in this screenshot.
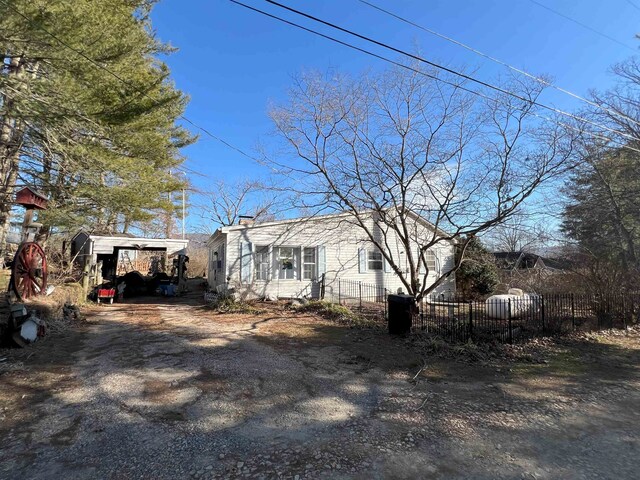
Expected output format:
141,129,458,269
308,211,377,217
197,179,279,231
268,65,579,301
486,210,551,253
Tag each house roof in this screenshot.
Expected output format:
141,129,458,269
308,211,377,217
492,251,570,271
208,209,455,244
71,230,189,255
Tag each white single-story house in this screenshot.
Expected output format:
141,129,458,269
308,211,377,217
206,210,456,300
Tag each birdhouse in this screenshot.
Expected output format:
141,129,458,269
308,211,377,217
15,187,48,210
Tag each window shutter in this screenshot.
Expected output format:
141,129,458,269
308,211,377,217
317,245,326,277
383,256,392,273
358,248,368,273
419,255,426,274
240,241,253,284
435,251,441,275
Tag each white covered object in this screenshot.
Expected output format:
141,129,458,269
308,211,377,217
486,293,540,319
20,320,39,342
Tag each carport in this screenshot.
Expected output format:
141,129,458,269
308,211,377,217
70,231,188,289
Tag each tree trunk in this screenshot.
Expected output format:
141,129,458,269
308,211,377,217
0,56,27,260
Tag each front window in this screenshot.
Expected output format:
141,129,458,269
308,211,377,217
255,246,269,280
368,250,383,271
277,247,298,280
303,247,316,280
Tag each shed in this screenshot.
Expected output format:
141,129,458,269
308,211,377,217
70,231,188,287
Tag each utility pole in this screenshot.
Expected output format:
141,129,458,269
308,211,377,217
182,186,186,240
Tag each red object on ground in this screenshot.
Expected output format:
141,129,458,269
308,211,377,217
97,288,116,304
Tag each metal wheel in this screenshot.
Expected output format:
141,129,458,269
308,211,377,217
10,242,48,301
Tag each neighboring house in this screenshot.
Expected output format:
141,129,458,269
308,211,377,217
493,251,570,273
206,211,456,300
492,251,571,291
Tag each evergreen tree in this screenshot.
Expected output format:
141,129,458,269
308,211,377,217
455,237,499,299
0,0,194,256
561,148,640,287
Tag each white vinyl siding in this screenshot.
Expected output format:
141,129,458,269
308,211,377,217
214,212,457,299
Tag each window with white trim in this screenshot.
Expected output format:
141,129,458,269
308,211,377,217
368,250,383,271
303,247,316,280
276,246,298,280
254,246,269,280
426,250,437,272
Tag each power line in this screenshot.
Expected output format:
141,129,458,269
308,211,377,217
0,0,260,165
358,0,640,130
627,0,640,12
528,0,637,52
229,0,640,154
259,0,640,145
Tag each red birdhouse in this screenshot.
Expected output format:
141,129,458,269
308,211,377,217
15,187,48,210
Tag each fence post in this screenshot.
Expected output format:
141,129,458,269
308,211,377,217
571,293,576,330
359,281,362,309
508,298,513,344
468,301,473,339
540,294,546,333
384,288,388,318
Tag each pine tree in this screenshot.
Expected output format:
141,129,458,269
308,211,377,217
0,0,195,256
561,148,640,285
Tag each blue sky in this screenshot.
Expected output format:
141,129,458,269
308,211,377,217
150,0,639,228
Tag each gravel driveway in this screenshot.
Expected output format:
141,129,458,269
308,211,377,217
1,291,639,479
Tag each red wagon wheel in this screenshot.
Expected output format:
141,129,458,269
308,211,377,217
10,242,48,301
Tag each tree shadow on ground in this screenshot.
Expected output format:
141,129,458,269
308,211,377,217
1,292,639,480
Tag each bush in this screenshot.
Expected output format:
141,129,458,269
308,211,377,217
294,301,379,328
456,237,499,299
204,291,265,314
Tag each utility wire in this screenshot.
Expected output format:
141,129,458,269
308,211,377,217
0,0,260,165
528,0,637,52
229,0,640,154
358,0,640,130
627,0,640,12
259,0,640,145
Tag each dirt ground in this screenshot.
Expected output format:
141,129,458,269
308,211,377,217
1,286,639,479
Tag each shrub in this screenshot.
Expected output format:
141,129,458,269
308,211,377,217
204,291,265,314
294,301,379,328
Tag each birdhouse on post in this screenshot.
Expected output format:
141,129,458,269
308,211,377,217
15,187,48,242
15,187,48,211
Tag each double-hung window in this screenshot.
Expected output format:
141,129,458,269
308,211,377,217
303,247,316,280
368,250,384,271
254,246,270,280
277,246,297,280
426,250,437,272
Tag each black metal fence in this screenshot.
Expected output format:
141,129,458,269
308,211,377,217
330,279,640,343
418,292,640,343
332,278,389,319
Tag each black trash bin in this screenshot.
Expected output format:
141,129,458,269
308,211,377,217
388,294,415,335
